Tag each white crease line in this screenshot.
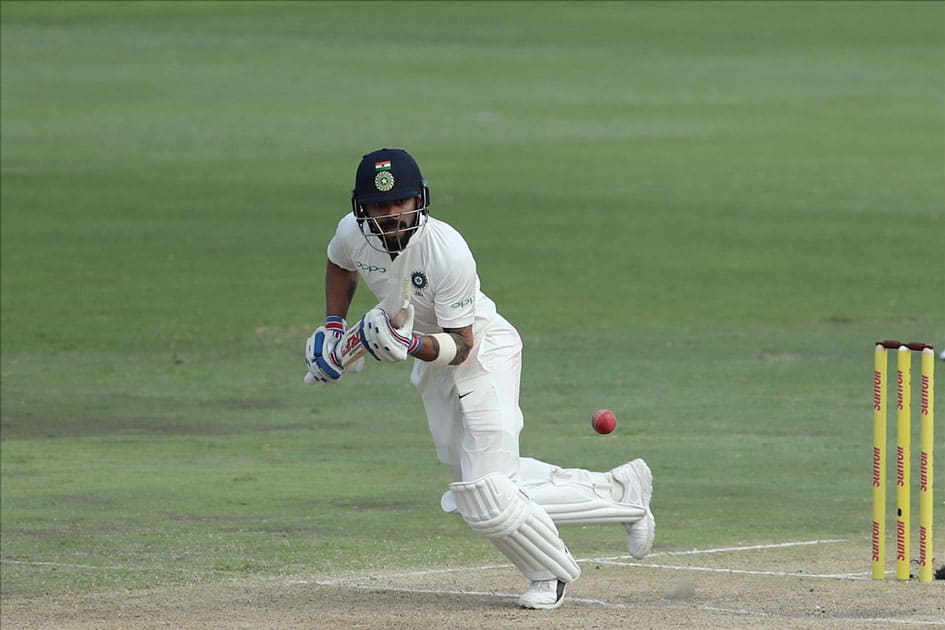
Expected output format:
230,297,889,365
593,559,871,581
315,539,850,585
584,538,848,563
654,538,847,555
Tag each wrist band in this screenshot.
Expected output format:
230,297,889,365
325,315,346,333
430,333,457,366
408,334,423,356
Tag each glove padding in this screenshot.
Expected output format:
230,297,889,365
358,304,417,363
304,316,346,384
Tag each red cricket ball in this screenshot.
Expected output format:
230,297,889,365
591,409,617,434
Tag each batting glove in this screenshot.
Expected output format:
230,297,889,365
304,316,346,384
358,304,420,363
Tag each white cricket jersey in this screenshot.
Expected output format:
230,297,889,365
327,214,499,337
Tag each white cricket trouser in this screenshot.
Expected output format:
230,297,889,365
411,315,524,482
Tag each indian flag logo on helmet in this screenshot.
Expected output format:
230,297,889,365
375,160,392,171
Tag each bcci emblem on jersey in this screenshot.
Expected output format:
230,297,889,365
411,270,428,295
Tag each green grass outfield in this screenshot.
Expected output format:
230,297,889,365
1,0,942,599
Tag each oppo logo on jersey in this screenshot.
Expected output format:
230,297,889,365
452,296,474,309
356,261,387,274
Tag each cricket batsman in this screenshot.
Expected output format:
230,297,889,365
304,148,655,609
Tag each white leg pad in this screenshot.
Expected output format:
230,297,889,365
525,484,646,525
450,473,581,583
517,458,646,525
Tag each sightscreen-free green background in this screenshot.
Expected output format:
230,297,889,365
1,1,942,598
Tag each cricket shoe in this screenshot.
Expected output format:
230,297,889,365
611,458,655,559
517,578,567,610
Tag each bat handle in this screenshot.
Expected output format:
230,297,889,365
389,276,413,328
390,299,411,328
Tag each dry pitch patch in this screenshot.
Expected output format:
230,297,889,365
3,539,942,629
